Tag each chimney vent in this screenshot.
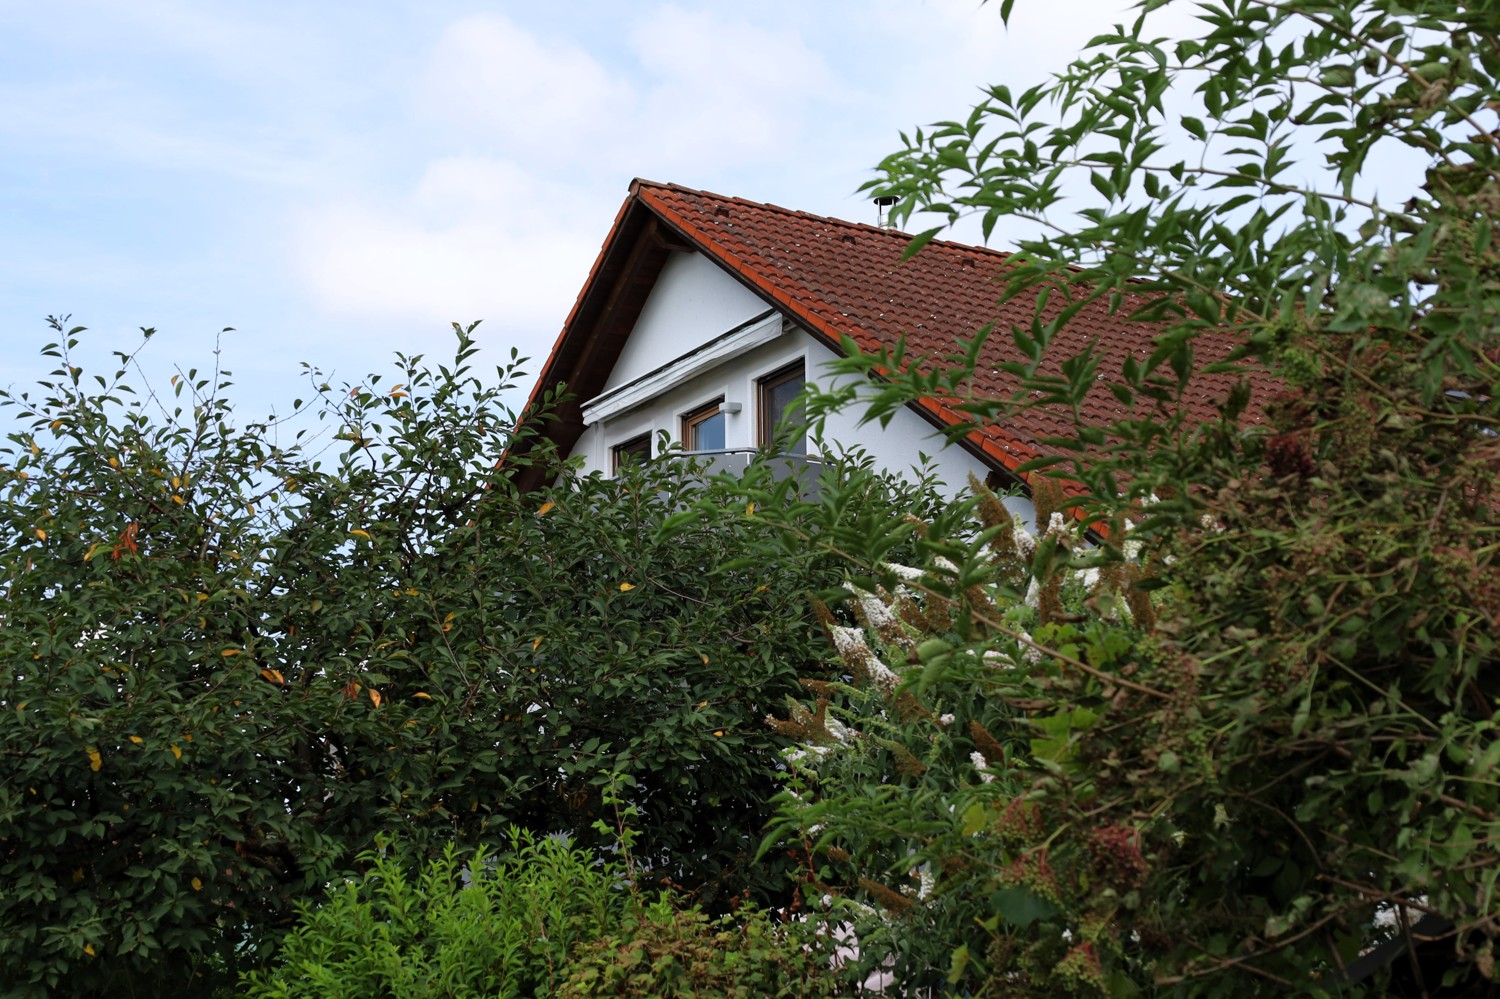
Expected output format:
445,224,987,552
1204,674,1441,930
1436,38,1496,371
873,195,899,230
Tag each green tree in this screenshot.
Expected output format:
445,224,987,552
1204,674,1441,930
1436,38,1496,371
758,1,1499,994
0,322,913,996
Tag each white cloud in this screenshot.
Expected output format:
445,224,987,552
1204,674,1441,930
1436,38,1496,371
417,14,631,167
295,5,847,344
622,4,843,171
295,157,610,340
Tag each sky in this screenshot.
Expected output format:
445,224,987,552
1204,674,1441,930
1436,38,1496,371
1,0,1188,423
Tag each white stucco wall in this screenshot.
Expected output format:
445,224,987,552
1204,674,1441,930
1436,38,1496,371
567,250,1036,526
604,251,769,390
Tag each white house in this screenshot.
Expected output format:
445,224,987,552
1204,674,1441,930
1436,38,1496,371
513,179,1265,521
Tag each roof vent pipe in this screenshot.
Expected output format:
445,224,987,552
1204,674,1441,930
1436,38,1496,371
873,195,899,231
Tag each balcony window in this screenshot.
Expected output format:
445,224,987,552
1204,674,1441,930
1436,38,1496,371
682,400,725,452
759,361,806,454
612,433,651,471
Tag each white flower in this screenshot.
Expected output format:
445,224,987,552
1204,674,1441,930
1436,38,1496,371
971,750,996,783
881,561,926,582
1013,521,1037,558
866,656,900,695
854,587,897,633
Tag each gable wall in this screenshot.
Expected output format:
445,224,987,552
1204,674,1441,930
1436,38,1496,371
563,249,1034,523
603,251,769,391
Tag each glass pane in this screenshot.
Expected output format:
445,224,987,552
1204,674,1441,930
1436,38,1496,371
613,435,650,470
765,373,806,454
690,411,724,451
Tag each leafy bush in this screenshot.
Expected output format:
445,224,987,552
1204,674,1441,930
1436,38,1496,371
559,894,838,999
0,322,928,994
756,1,1500,993
241,830,624,999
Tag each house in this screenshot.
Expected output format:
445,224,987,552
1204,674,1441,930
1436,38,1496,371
513,179,1265,522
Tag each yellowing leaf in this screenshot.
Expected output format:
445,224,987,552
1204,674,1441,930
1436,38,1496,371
260,668,286,685
191,877,203,892
171,494,185,505
128,736,143,744
170,745,182,760
86,747,101,772
34,529,46,542
369,689,382,708
532,637,543,651
713,730,725,738
83,542,104,562
349,529,372,540
537,501,555,516
412,692,432,700
746,502,756,516
619,582,635,592
83,943,96,957
700,654,711,665
108,456,119,468
221,649,242,657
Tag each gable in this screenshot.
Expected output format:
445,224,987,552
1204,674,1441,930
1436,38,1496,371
603,251,770,392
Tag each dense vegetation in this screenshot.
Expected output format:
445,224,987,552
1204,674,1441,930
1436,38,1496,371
0,324,934,996
5,1,1497,995
745,0,1500,994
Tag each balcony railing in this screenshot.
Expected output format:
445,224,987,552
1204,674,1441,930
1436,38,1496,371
667,448,825,498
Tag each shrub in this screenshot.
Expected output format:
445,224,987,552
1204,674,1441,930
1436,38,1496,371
1,323,929,993
241,830,625,998
559,894,839,999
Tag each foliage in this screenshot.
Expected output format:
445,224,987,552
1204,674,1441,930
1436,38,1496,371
0,322,896,995
559,894,838,999
757,0,1500,995
241,830,625,999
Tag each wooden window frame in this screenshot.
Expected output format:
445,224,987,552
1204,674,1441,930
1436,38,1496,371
681,399,725,452
611,433,651,472
758,361,806,450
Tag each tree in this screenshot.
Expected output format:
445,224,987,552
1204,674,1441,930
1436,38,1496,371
756,1,1500,994
0,322,920,996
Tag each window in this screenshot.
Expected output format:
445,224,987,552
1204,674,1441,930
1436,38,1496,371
681,400,725,452
612,434,651,471
758,361,806,454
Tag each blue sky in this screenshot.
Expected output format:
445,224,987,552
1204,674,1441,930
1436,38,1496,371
2,0,1171,421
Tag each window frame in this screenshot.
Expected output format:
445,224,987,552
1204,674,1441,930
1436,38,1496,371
681,399,726,453
611,433,652,472
757,360,806,452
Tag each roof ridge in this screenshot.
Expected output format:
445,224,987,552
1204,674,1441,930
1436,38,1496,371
629,177,1016,262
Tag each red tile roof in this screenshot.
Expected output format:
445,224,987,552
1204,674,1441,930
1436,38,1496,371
515,179,1271,494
